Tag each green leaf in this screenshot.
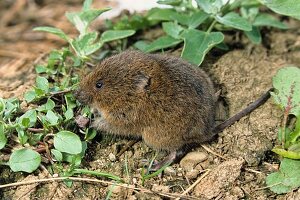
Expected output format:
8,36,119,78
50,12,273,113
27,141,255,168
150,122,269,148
83,0,93,11
35,65,47,74
181,29,224,66
100,30,136,43
253,14,288,29
64,108,74,121
0,98,5,114
36,76,49,93
244,26,262,44
33,26,70,42
66,8,111,36
147,8,178,21
216,12,252,31
54,131,82,154
85,128,97,141
133,41,149,52
187,11,209,29
45,110,59,126
51,149,63,161
272,147,300,159
9,148,41,173
0,122,7,149
261,0,300,19
71,32,100,57
18,110,37,128
24,90,37,103
271,67,300,116
195,0,224,14
145,36,182,53
16,126,28,144
37,99,55,112
266,158,300,194
162,22,184,39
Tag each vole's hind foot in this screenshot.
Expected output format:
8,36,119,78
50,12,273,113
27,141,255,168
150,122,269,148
149,148,189,172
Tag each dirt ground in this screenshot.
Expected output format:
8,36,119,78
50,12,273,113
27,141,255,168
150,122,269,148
1,0,300,200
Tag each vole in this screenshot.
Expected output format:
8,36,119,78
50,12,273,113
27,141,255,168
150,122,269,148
75,50,271,169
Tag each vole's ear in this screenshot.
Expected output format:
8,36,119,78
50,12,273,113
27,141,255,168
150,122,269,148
135,72,150,92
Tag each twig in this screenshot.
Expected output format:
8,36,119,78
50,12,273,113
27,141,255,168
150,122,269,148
28,128,44,132
0,177,199,199
201,145,226,160
175,170,211,200
244,168,262,174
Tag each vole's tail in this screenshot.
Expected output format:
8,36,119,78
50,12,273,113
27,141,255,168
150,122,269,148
213,88,273,134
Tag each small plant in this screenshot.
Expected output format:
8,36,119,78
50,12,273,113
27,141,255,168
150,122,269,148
34,0,135,60
0,0,133,183
266,66,300,194
131,0,296,66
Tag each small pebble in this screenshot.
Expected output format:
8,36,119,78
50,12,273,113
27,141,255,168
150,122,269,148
164,166,176,176
180,151,208,172
108,153,116,162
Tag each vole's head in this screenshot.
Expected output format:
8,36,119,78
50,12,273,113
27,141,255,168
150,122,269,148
74,51,153,112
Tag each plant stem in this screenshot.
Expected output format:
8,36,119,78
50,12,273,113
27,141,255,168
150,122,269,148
207,19,217,33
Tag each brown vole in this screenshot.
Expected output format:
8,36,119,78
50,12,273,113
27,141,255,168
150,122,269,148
75,50,271,168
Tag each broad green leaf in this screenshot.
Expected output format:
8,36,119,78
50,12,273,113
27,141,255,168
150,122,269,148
0,122,7,149
85,128,97,141
187,11,209,29
147,8,178,21
35,65,47,74
64,108,74,121
266,158,300,194
133,41,149,52
147,8,189,25
18,110,37,128
181,29,224,66
54,131,82,154
253,14,288,29
33,26,70,42
82,42,103,56
216,12,252,31
45,110,59,126
244,26,262,44
100,30,136,43
271,67,300,116
24,90,37,103
261,0,300,19
145,36,182,53
51,149,63,161
36,76,49,92
37,99,55,112
9,148,41,173
195,0,224,14
66,8,111,36
77,32,98,48
72,32,100,56
162,22,184,39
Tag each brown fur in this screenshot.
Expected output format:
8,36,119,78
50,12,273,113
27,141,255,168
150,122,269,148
75,50,216,151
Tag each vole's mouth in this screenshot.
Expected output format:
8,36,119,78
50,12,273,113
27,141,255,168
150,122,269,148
91,107,103,118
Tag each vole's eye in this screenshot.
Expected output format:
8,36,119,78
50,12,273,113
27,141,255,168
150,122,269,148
95,80,103,89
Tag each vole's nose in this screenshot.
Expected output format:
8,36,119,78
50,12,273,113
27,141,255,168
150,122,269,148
73,89,92,104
